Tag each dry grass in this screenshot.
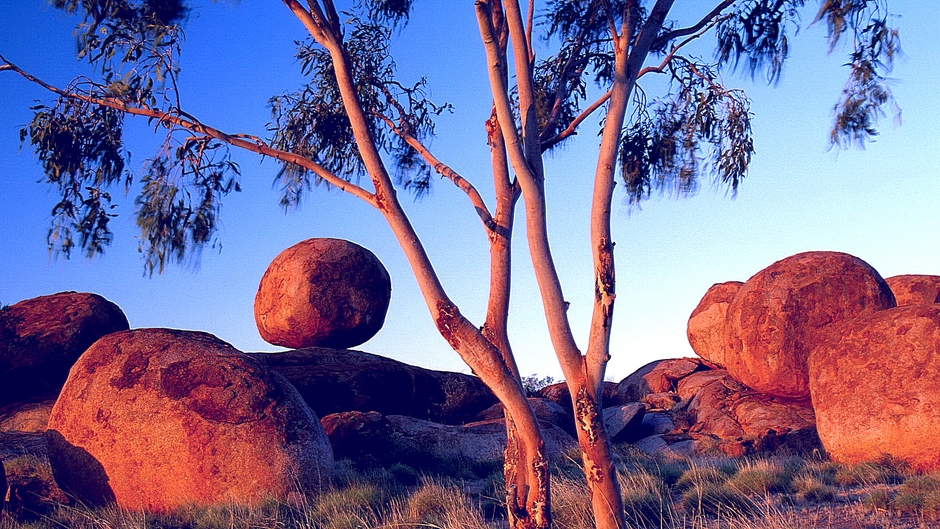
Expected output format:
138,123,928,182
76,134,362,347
4,450,940,529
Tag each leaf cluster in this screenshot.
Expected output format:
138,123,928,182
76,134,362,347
21,96,130,259
268,7,448,208
135,136,241,275
621,60,753,205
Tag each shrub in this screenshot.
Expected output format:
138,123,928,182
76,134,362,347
728,459,792,496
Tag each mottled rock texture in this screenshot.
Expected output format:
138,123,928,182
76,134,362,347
472,397,574,434
0,292,129,405
254,238,391,349
885,274,940,306
46,329,333,511
809,304,940,471
250,347,496,425
687,281,743,368
724,251,895,399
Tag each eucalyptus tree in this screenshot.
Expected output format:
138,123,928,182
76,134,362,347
1,1,899,528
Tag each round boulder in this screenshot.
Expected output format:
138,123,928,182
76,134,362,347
46,328,333,511
687,281,743,368
724,251,895,399
0,292,129,404
885,275,940,306
809,305,940,471
254,238,391,349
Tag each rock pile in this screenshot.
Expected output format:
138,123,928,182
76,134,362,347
249,347,497,425
687,251,940,470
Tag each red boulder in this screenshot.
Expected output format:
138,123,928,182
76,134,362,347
687,281,743,368
46,329,333,511
885,275,940,306
0,292,129,404
254,238,391,349
724,251,895,399
809,305,940,471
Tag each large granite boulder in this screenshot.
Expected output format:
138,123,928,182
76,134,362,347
254,238,391,349
46,329,333,511
0,292,129,405
724,251,895,400
321,411,576,471
885,275,940,306
809,305,940,471
687,281,743,368
249,348,497,425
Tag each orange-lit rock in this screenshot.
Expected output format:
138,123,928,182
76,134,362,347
46,328,333,511
724,251,895,399
687,281,743,368
0,292,128,405
809,305,940,471
254,238,391,349
885,274,940,306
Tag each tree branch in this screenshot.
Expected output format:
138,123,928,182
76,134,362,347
375,112,497,233
540,90,612,152
651,0,734,50
1,57,375,204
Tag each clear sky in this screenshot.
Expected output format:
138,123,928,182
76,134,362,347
1,1,938,381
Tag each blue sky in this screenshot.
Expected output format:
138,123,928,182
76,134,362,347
1,1,938,380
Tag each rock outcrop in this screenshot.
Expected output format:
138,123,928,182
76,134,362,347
0,292,129,405
321,411,576,471
0,398,55,433
687,281,743,368
809,304,940,471
472,397,575,434
250,348,496,425
254,238,391,349
885,274,940,306
46,329,333,511
616,360,818,457
723,251,895,400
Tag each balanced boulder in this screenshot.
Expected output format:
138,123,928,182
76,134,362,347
809,304,940,471
0,292,129,405
46,328,333,511
885,275,940,306
687,281,743,368
724,251,895,399
249,347,497,425
254,238,391,349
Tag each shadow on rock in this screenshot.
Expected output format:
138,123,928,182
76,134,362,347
44,429,115,507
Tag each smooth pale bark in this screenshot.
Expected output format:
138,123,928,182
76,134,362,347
292,3,550,527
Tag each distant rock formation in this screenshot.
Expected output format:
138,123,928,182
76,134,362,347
885,274,940,306
614,358,817,458
809,304,940,471
0,292,129,405
723,251,895,400
254,238,391,349
249,347,497,425
46,328,333,511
